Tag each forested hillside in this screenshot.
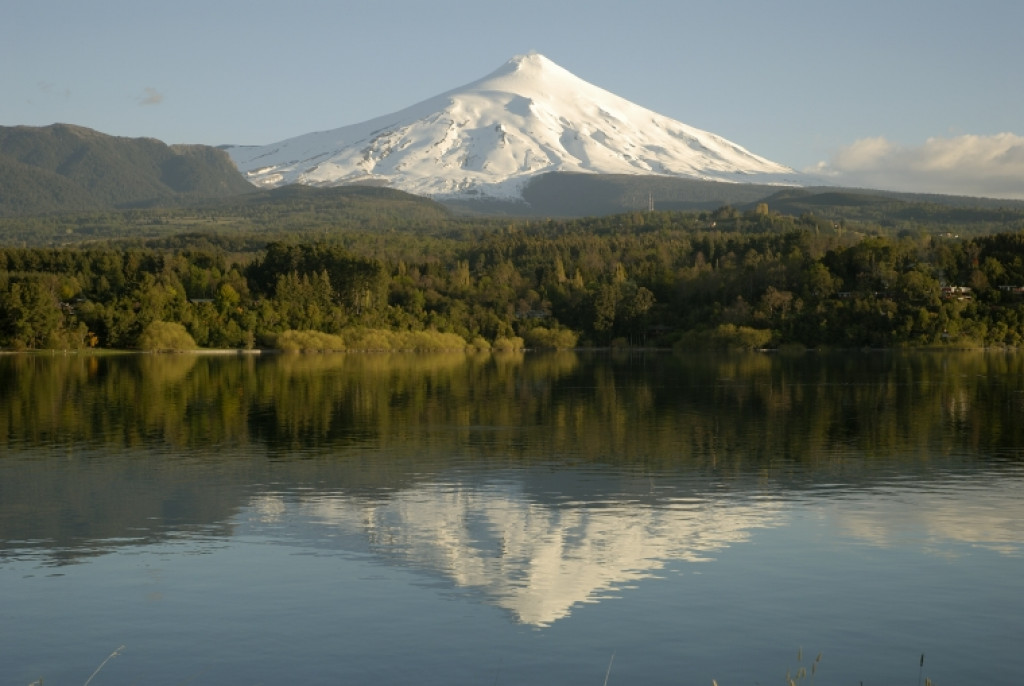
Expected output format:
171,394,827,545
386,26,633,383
4,200,1024,351
0,124,255,215
0,185,456,245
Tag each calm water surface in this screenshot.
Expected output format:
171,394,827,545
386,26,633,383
1,351,1022,685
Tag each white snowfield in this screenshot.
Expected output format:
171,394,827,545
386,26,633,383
227,53,801,199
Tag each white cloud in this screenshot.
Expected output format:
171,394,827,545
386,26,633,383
138,87,164,106
808,133,1024,200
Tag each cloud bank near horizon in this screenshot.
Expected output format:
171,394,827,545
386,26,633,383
808,133,1024,200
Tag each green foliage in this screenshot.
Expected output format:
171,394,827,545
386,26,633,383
674,324,774,351
523,326,579,349
4,192,1024,351
272,327,470,352
391,329,469,351
138,321,197,351
493,336,526,351
341,328,395,351
275,329,347,352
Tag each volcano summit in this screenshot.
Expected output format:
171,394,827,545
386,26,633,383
227,53,800,200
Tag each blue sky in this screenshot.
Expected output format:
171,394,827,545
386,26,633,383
3,0,1022,198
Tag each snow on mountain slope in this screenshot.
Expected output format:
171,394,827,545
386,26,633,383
227,53,800,199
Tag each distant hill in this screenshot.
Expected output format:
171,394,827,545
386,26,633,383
444,172,790,216
205,184,455,231
760,186,1024,212
2,122,1023,242
0,183,460,246
0,123,255,216
753,187,1024,232
445,172,1024,226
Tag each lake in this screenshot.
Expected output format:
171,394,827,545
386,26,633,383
1,350,1022,685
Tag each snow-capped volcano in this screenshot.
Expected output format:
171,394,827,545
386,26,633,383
227,53,798,199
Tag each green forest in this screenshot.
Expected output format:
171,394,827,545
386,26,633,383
4,195,1024,351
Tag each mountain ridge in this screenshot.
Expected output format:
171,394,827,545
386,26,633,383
227,53,803,200
0,123,255,216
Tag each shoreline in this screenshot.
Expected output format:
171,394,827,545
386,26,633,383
1,344,1021,356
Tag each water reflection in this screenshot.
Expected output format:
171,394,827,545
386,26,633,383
2,351,1024,585
6,350,1024,465
227,462,1024,627
822,472,1024,557
0,445,250,566
285,475,783,626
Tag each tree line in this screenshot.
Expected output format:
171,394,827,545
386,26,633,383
4,207,1024,351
